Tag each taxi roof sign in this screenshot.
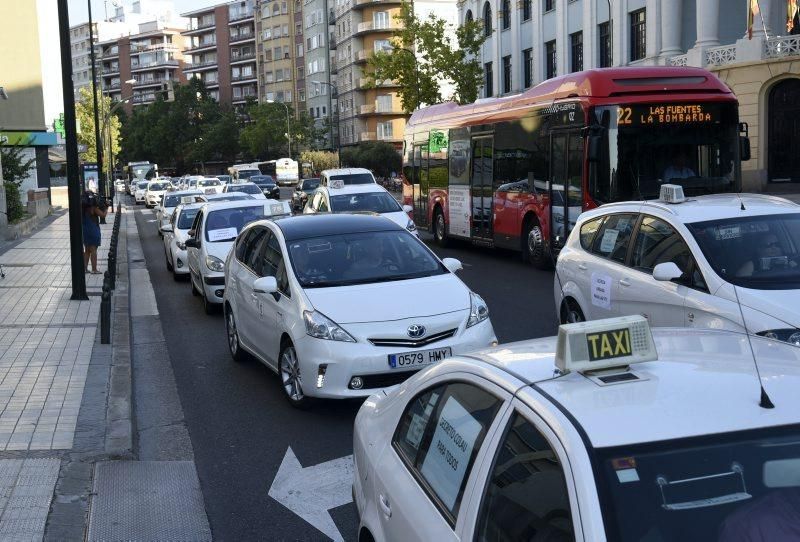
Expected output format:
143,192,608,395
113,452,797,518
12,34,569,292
266,201,292,217
328,179,346,190
180,195,197,204
555,315,657,374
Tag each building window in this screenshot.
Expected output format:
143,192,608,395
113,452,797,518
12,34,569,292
502,55,511,93
484,61,493,97
570,31,583,72
522,0,531,21
545,40,556,79
483,2,492,36
374,12,389,29
501,0,510,30
630,8,646,61
377,121,393,139
523,48,533,88
598,21,611,67
544,0,554,12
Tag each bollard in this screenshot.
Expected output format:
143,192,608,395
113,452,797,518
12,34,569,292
100,289,111,344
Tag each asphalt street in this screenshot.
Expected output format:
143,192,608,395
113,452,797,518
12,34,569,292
131,188,558,541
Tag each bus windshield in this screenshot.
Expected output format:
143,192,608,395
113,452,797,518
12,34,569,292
592,102,740,203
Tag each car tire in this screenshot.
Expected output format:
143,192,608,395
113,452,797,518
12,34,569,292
433,208,448,247
190,273,199,296
560,299,585,324
202,287,215,315
524,220,552,270
225,306,249,363
165,250,173,271
279,341,310,409
173,269,181,282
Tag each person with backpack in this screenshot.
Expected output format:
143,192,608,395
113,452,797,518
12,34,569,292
82,190,107,274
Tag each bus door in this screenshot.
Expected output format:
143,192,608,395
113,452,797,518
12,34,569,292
471,136,494,240
549,131,584,248
412,144,429,227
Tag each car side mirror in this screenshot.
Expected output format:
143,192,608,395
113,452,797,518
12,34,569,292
740,136,751,162
653,262,683,282
402,205,413,214
442,257,463,273
253,276,278,295
188,229,196,237
185,237,199,249
160,224,173,233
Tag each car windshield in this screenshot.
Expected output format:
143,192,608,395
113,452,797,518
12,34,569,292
137,182,149,189
163,193,195,207
687,213,800,290
330,173,374,185
229,184,261,195
301,179,320,191
597,425,800,542
252,176,275,185
237,170,259,180
198,179,220,187
177,208,200,229
287,230,446,288
148,183,167,191
218,175,231,183
330,192,401,214
204,205,267,242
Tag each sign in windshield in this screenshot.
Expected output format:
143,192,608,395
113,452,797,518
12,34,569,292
204,206,268,242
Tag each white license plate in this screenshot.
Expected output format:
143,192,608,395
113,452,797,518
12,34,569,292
388,347,452,369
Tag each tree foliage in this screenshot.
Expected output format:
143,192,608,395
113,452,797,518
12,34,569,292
239,101,324,160
365,1,487,112
76,86,122,176
1,145,35,222
339,142,401,178
299,150,339,175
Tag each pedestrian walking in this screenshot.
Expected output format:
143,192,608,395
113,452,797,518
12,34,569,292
82,190,107,274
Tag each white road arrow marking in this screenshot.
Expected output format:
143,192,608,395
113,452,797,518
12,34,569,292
268,446,354,542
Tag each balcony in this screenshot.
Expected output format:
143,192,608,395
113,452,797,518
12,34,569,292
133,78,169,88
186,18,216,32
107,82,121,90
668,35,800,70
355,49,373,63
229,10,255,23
353,0,403,9
229,32,255,43
230,74,258,83
230,52,256,64
102,48,119,58
184,59,218,72
130,59,180,72
232,92,257,103
359,131,377,141
357,77,398,89
186,39,217,53
130,43,180,54
103,65,120,76
355,21,399,35
359,103,403,115
131,93,156,104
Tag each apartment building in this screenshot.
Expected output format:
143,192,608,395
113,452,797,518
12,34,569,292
464,0,800,189
69,21,131,101
254,0,305,110
334,0,457,148
99,23,188,107
304,0,338,148
182,1,258,106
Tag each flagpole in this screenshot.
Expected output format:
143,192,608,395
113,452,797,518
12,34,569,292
757,0,769,38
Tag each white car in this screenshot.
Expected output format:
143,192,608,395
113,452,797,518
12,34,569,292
114,180,126,193
134,181,150,205
319,168,377,187
156,190,203,236
197,177,223,195
303,181,417,236
186,199,291,314
222,213,496,407
161,202,204,280
144,180,170,209
222,182,267,200
554,186,800,344
353,315,800,542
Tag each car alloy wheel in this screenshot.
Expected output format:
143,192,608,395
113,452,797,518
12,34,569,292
279,344,308,408
561,300,585,324
225,308,247,362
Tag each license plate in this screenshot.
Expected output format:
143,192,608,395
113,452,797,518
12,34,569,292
205,188,215,194
388,347,452,369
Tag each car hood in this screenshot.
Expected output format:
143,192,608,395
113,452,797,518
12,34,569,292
382,211,411,230
723,285,800,328
205,240,234,261
303,273,468,324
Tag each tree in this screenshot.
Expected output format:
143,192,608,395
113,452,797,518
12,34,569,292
364,1,487,112
299,150,339,174
1,144,35,222
76,86,122,176
239,102,324,160
339,142,400,178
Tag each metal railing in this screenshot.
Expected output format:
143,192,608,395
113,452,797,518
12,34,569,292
765,35,800,58
668,54,688,67
705,44,737,67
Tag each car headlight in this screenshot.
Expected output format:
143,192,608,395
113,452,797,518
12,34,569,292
406,219,417,232
177,241,186,250
303,310,356,342
205,255,225,272
757,329,800,346
467,292,489,328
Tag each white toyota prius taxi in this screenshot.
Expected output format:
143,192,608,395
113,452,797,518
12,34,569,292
555,185,800,345
353,316,800,541
223,214,496,407
186,199,291,313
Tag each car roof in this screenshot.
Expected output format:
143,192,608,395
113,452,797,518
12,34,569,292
322,184,393,196
176,202,204,213
276,213,403,241
165,189,202,198
203,193,252,201
583,193,799,225
200,200,268,212
321,168,373,177
462,328,800,448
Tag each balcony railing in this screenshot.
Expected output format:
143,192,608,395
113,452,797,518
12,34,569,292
229,10,254,22
355,49,372,62
188,18,216,31
705,44,737,67
765,35,800,59
187,39,218,51
355,21,399,34
360,103,402,115
130,59,180,70
230,52,256,62
230,32,255,43
107,82,121,90
667,54,688,67
102,48,119,58
353,0,402,8
131,43,180,54
230,73,257,82
133,78,167,87
185,59,218,70
359,131,377,141
103,65,121,74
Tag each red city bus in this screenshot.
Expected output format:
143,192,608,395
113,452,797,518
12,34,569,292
402,67,749,268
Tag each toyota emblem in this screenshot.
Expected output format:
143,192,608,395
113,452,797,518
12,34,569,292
407,324,426,338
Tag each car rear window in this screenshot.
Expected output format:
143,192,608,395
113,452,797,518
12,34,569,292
329,173,374,185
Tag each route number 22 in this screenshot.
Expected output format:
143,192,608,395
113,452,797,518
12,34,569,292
617,107,633,125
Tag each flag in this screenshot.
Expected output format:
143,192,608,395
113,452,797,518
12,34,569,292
748,0,760,39
789,0,799,32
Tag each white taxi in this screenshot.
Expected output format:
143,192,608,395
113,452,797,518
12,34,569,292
161,201,204,280
144,179,170,208
354,316,800,541
222,182,267,200
186,199,291,314
555,185,800,344
303,181,417,236
156,190,203,236
197,177,224,195
223,213,496,407
319,168,377,187
134,180,149,205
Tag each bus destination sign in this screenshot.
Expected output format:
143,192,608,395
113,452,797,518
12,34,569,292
618,104,719,127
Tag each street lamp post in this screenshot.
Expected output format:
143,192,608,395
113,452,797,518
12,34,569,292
267,100,291,158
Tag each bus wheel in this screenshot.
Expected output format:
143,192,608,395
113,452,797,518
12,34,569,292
433,208,449,247
524,221,551,270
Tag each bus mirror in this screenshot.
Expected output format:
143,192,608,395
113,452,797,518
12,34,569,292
740,136,751,162
588,135,602,163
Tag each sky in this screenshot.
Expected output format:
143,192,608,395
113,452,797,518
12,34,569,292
67,0,220,26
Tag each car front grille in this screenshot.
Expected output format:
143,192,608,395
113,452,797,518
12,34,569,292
351,370,420,390
368,328,457,348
